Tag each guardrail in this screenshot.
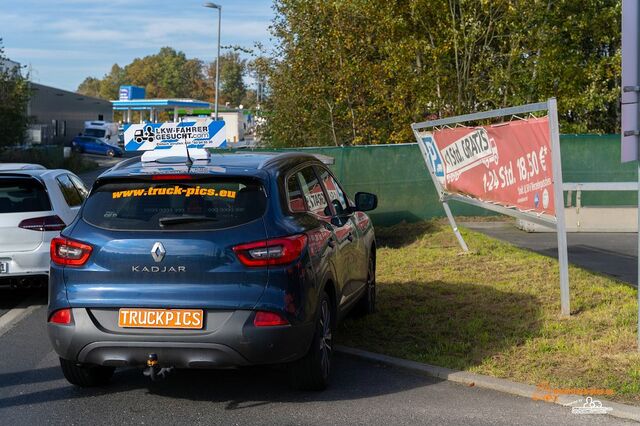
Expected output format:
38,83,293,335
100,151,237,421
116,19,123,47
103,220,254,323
563,182,637,209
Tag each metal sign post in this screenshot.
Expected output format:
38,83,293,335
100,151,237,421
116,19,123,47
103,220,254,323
548,99,570,317
412,99,570,317
414,133,469,252
621,0,640,351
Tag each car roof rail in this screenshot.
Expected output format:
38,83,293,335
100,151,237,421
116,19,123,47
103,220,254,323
109,156,140,171
258,152,325,169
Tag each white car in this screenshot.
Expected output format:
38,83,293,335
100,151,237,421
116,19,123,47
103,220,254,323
0,163,46,171
0,165,88,287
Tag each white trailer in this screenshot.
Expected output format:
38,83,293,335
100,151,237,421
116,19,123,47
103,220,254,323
218,111,246,144
182,111,247,145
83,121,120,147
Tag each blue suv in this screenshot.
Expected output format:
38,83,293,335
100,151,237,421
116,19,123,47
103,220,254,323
48,152,377,390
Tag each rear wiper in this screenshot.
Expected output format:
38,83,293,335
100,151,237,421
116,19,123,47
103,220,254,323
159,215,218,227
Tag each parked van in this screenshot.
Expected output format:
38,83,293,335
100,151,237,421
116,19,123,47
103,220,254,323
83,121,120,147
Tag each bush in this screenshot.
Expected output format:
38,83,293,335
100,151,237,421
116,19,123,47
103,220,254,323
0,146,98,174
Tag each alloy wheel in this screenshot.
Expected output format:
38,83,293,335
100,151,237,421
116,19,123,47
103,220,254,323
319,299,332,378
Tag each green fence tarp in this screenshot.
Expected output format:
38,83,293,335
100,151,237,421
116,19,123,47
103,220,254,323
235,134,635,226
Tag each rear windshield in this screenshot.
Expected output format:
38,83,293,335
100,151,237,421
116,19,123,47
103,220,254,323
0,177,51,213
82,178,266,231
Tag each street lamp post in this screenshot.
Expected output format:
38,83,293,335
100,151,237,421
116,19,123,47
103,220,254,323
203,2,221,121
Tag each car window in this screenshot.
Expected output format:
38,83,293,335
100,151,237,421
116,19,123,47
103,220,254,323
82,177,266,231
316,167,349,215
56,174,83,207
0,177,51,213
84,128,106,138
68,174,89,201
295,166,330,218
286,173,305,213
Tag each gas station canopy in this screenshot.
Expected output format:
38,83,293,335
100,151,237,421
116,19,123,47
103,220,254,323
112,85,212,123
111,99,211,111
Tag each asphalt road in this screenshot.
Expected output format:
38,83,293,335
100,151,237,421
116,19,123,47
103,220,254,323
462,222,638,285
0,305,629,425
0,287,46,318
78,152,139,186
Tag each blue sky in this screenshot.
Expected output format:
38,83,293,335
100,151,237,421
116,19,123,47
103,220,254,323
0,0,275,91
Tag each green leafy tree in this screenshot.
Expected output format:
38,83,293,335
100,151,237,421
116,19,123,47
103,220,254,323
99,64,126,100
77,48,206,101
247,53,271,110
76,47,256,113
204,51,248,107
265,0,622,147
123,47,204,99
0,39,31,147
77,76,102,98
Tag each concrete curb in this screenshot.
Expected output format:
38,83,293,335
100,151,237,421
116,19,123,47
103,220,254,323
336,345,640,423
0,299,41,338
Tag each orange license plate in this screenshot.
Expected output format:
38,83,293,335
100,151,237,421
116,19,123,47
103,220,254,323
118,308,204,329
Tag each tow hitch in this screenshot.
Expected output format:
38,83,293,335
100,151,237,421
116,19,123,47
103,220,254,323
143,353,173,381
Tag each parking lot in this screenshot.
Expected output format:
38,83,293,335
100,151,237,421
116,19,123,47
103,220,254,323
0,162,636,424
0,301,627,425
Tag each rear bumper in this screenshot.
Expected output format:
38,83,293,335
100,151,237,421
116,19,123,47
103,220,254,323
0,242,50,284
0,274,48,288
48,308,315,368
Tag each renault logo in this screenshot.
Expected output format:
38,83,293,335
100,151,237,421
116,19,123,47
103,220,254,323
151,242,166,263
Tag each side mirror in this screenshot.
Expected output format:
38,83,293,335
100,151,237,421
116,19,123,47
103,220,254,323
354,192,377,212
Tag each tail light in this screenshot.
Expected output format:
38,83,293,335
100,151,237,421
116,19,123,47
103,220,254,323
233,234,308,267
19,215,66,232
49,308,73,325
50,237,92,267
254,311,289,327
151,174,192,181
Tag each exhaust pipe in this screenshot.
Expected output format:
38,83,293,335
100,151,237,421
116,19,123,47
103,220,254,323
143,353,173,381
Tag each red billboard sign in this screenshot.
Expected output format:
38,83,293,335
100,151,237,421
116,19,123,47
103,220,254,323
429,117,555,215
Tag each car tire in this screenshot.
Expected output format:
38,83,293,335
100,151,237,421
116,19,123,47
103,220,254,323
59,358,114,387
354,254,376,316
288,291,333,391
107,150,115,157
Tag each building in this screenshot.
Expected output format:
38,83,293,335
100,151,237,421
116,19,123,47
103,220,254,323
3,57,113,145
28,83,113,145
217,110,246,143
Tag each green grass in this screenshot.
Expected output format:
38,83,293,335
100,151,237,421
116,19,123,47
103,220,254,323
337,220,640,404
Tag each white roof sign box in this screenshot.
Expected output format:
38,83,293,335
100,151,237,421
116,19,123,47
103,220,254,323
124,119,226,152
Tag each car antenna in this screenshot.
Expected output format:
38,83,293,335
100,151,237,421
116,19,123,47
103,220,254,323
183,127,193,167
